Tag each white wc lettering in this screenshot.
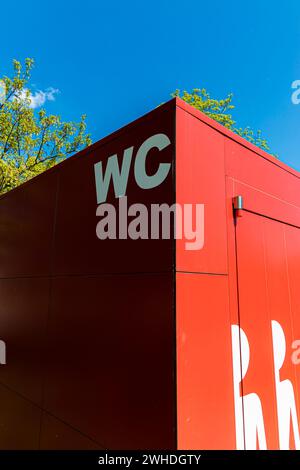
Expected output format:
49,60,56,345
94,133,171,204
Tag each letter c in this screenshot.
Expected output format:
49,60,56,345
134,133,171,189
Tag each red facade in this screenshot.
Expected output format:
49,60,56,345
0,98,300,449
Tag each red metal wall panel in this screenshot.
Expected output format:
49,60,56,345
176,273,236,449
175,99,300,450
235,211,279,449
43,273,175,449
53,105,174,276
234,211,300,449
264,220,300,449
225,139,300,207
0,171,57,278
0,101,176,449
175,103,234,449
286,226,300,447
0,384,41,450
175,106,228,274
39,413,101,450
0,278,49,406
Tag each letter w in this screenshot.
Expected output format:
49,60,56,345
94,147,133,204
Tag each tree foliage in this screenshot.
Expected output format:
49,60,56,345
0,59,92,194
172,88,271,153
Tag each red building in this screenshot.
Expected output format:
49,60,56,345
0,98,299,449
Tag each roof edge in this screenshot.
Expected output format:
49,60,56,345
0,99,176,201
174,97,299,179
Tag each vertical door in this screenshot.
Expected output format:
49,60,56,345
234,210,300,449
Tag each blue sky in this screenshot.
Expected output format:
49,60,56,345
1,0,300,169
